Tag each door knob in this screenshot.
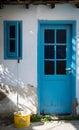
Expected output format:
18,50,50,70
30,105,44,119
65,68,72,74
65,68,72,71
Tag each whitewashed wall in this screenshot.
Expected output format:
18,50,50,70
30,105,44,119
0,4,79,114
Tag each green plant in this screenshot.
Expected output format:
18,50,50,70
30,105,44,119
31,114,41,122
31,114,51,122
41,115,51,122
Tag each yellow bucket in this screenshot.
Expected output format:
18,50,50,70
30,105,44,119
14,111,30,128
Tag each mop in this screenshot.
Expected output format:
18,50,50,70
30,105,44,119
17,59,20,113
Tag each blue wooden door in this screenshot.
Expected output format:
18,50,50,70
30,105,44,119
38,23,73,114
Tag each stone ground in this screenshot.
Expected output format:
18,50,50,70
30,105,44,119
0,121,79,130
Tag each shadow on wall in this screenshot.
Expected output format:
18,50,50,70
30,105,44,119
0,90,17,117
0,64,37,114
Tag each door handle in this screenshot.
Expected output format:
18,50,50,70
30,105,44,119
65,68,72,74
65,68,72,71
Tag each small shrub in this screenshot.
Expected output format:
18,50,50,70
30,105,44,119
31,114,51,122
41,115,51,122
31,114,41,122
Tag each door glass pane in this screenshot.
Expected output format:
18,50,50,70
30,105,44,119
44,29,54,43
45,45,54,59
10,25,15,38
45,61,54,75
56,61,66,74
10,40,15,52
56,30,66,43
56,45,66,59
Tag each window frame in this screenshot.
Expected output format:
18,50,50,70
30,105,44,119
4,20,22,59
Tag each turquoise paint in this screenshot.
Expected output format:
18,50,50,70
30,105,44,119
4,21,22,59
38,20,76,114
19,21,23,60
8,22,18,58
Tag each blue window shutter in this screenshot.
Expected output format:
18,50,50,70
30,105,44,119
4,21,6,59
4,21,22,59
18,21,22,59
7,22,18,58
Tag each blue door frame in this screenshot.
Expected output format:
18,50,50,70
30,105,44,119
38,20,76,115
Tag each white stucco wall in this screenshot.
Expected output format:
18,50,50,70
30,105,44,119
0,4,79,114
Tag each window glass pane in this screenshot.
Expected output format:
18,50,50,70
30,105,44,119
56,45,66,59
44,29,54,43
45,61,54,75
10,25,15,38
45,45,54,59
56,30,66,43
10,40,15,52
56,61,66,74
